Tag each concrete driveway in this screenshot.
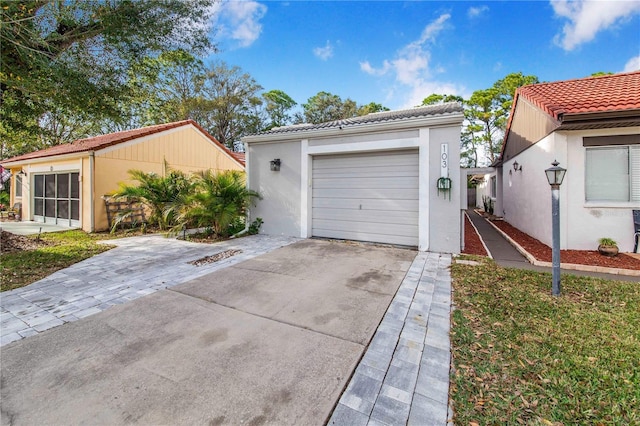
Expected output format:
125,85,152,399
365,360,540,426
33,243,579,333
0,239,416,425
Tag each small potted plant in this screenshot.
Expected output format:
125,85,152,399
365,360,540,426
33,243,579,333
597,237,619,257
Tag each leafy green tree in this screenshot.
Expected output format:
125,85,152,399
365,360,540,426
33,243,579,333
420,73,536,166
111,163,194,231
299,91,360,124
1,0,214,157
185,170,260,237
125,50,207,127
420,94,464,106
466,72,538,164
262,90,297,129
200,62,264,148
356,102,390,116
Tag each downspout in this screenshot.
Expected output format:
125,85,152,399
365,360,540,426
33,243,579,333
89,151,95,232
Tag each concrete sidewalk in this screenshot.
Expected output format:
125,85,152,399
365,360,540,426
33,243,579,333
466,210,639,282
0,220,74,236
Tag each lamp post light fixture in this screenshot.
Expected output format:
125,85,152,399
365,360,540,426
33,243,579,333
545,160,566,296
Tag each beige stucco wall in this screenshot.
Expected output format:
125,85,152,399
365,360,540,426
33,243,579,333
93,125,243,231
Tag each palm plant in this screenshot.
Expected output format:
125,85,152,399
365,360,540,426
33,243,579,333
111,163,194,230
182,170,260,237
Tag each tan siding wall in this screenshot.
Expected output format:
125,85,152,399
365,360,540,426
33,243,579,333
503,98,558,161
97,126,241,173
81,157,92,232
92,126,243,231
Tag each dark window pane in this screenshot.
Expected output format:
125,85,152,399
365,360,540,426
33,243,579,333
45,199,55,218
35,175,44,197
57,200,69,219
70,173,80,199
34,198,43,216
71,200,79,220
45,175,56,197
57,173,69,198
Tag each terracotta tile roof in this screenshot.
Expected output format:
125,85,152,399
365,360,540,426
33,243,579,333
229,152,245,166
253,102,463,135
516,71,640,120
1,120,244,168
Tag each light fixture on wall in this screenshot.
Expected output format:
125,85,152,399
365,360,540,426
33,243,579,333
513,161,522,172
270,158,281,171
17,169,26,176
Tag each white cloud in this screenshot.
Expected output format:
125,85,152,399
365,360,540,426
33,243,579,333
313,40,334,61
623,55,640,72
213,0,267,48
468,5,489,19
359,14,464,108
360,60,391,76
551,0,640,51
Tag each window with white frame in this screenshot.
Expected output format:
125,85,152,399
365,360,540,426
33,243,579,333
585,145,640,202
15,174,22,198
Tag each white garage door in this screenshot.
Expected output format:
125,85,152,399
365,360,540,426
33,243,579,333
312,150,419,246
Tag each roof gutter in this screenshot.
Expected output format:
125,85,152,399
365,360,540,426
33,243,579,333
558,108,640,123
1,151,92,168
243,112,464,144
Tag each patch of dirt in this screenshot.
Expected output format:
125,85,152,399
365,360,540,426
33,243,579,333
188,249,242,266
462,214,489,256
490,219,640,271
0,230,51,254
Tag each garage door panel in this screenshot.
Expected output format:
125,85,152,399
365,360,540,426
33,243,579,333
313,177,419,189
313,188,418,200
313,198,417,212
312,150,419,246
312,229,418,247
312,207,418,223
313,164,419,179
313,219,417,237
313,154,417,169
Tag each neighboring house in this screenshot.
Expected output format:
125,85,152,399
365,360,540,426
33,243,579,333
1,120,244,232
242,103,464,253
496,71,640,252
471,170,497,210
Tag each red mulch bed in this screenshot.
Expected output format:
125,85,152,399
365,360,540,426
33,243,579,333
462,214,488,256
490,219,640,271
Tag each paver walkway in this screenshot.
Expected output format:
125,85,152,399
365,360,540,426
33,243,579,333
0,234,299,346
466,210,640,282
329,252,452,426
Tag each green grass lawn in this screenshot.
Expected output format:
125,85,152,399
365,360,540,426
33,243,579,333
0,230,115,292
450,256,640,425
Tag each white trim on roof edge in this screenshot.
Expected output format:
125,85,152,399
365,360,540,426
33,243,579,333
243,112,464,144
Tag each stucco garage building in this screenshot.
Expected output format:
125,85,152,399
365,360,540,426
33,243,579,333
243,103,464,253
2,120,244,232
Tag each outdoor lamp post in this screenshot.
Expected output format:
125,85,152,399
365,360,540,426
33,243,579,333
545,160,566,296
